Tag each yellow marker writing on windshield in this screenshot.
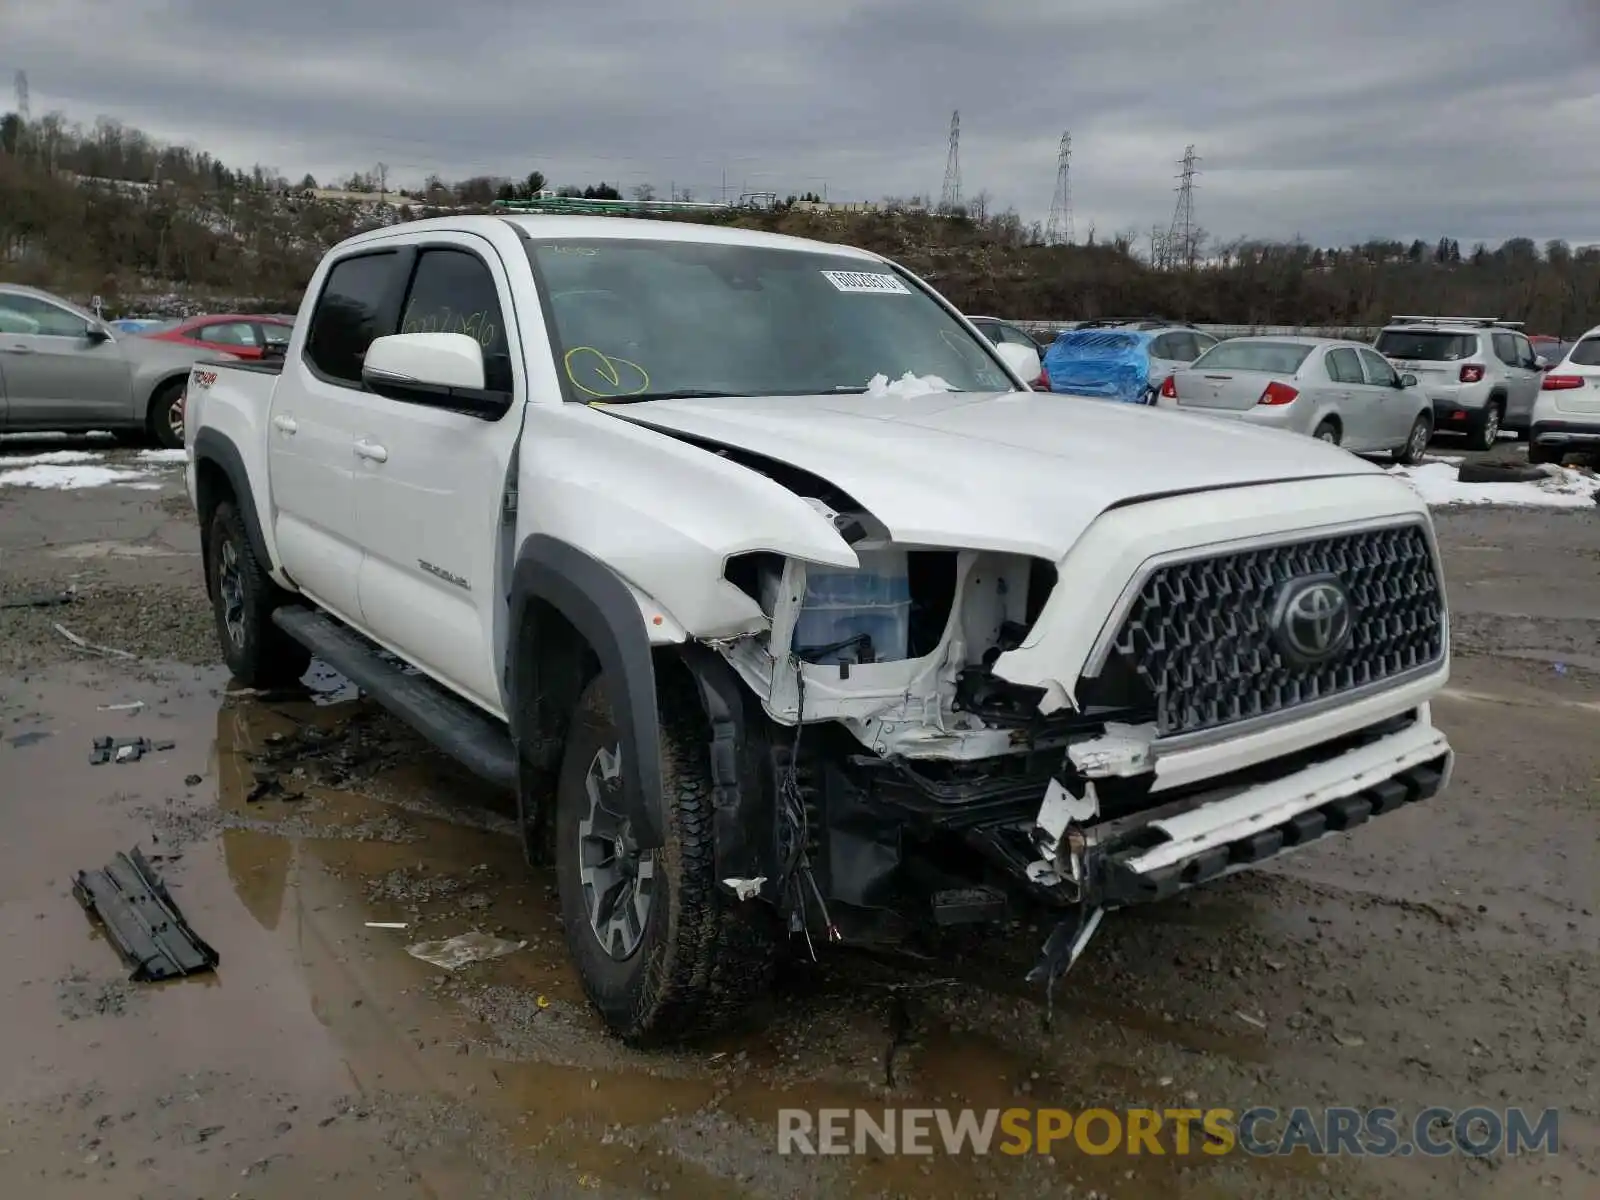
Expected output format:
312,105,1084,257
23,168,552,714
564,346,650,398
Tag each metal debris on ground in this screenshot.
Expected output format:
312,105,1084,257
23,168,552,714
365,921,408,929
90,736,176,765
71,847,220,982
53,621,137,660
0,590,75,609
97,700,146,712
405,932,526,970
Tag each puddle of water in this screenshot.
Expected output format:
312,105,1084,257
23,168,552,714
0,656,1439,1199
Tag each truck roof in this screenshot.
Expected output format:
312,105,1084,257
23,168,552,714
337,213,886,262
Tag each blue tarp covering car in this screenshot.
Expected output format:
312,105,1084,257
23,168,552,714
1042,328,1154,404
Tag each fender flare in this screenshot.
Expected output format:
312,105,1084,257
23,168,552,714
509,535,665,850
192,428,275,595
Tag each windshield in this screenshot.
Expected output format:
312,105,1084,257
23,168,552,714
1374,330,1478,361
1566,337,1600,368
1191,341,1313,374
526,239,1014,400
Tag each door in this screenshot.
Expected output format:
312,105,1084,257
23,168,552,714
267,248,409,626
0,291,133,427
1505,333,1541,428
1357,348,1414,447
1318,350,1369,448
353,238,528,714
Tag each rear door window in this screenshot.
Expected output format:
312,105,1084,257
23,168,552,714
1491,333,1519,366
196,321,261,348
304,251,403,385
1326,348,1364,384
1165,332,1201,361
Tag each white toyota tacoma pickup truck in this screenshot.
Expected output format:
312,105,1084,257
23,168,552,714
185,215,1453,1044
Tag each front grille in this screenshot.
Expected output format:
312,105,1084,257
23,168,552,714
1092,523,1445,740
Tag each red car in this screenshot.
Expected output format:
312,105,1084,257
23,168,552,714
139,313,293,360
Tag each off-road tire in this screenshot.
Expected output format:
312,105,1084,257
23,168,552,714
555,674,778,1046
206,500,311,688
1467,400,1503,452
1312,419,1341,446
1393,414,1432,465
148,379,187,449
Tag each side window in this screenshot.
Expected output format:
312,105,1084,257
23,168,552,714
196,321,260,347
398,248,513,393
305,251,402,385
1359,348,1399,387
1326,348,1364,384
1491,332,1518,367
1000,324,1035,348
1166,332,1201,361
972,322,1002,345
0,292,91,337
1513,335,1536,369
1194,333,1219,355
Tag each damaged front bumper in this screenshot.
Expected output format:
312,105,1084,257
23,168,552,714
1019,711,1452,1005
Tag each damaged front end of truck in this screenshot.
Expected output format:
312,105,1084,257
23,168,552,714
691,490,1454,1020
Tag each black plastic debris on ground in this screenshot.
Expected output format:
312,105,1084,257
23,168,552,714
89,736,176,765
0,591,75,610
71,847,220,982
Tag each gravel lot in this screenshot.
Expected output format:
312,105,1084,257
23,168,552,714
1,433,1595,1199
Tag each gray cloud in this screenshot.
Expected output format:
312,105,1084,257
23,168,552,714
4,0,1598,247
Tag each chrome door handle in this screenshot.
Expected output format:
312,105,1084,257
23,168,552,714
353,439,388,463
272,415,297,434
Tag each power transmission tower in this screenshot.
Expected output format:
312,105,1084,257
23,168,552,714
14,70,29,122
1044,131,1073,245
939,110,961,214
1165,144,1200,270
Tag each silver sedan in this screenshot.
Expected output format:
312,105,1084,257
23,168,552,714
1155,336,1434,463
0,285,239,447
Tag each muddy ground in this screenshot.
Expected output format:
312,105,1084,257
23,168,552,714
1,436,1595,1199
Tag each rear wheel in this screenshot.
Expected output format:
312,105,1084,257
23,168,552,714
554,674,777,1046
1312,419,1341,446
1393,414,1432,465
147,379,187,449
1467,400,1502,452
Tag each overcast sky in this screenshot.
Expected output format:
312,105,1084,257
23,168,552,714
4,0,1597,248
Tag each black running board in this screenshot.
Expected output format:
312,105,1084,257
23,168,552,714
73,847,220,981
271,606,517,791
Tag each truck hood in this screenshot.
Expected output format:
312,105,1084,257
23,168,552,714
601,389,1391,559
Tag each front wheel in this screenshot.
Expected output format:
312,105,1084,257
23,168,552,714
206,500,311,687
1393,414,1432,465
554,674,777,1046
148,380,187,449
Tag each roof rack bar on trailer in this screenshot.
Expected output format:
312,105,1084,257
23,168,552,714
1388,315,1526,329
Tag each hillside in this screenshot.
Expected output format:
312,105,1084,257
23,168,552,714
3,111,1599,332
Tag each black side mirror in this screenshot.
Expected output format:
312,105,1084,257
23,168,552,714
84,325,111,344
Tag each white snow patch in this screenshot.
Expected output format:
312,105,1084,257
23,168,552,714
0,449,106,466
0,465,156,490
135,448,189,464
865,371,955,398
1390,462,1600,509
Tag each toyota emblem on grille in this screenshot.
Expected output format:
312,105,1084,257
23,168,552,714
1270,574,1353,663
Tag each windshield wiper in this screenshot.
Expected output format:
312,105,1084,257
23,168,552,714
592,389,748,404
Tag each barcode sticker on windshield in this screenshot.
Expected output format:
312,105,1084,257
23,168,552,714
821,270,911,295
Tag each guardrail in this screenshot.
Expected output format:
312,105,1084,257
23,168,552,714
1013,321,1380,341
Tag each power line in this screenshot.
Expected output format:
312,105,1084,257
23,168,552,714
939,109,961,214
1045,131,1073,246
